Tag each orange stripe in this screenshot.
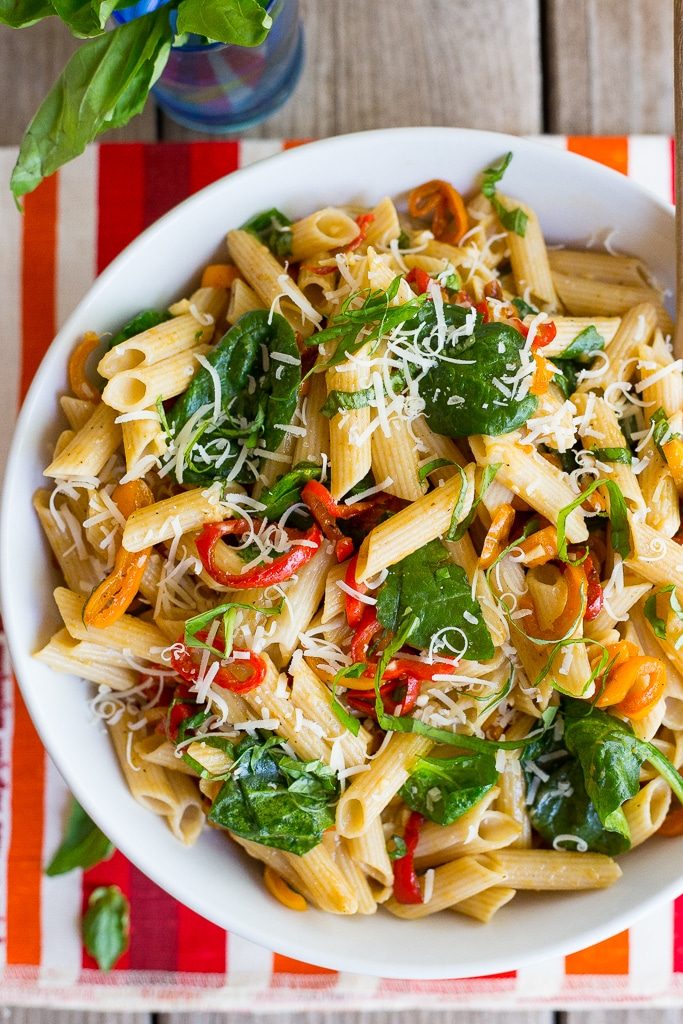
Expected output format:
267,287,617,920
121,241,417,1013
282,138,313,149
566,136,629,175
20,174,58,403
272,952,337,975
6,679,45,964
565,929,630,975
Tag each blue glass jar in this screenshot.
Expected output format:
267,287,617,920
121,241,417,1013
114,0,304,134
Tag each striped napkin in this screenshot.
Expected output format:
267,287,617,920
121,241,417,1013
1,135,682,1011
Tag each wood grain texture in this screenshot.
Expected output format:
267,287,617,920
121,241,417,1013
0,18,158,146
562,1014,683,1024
1,1013,151,1024
545,0,673,134
161,0,543,140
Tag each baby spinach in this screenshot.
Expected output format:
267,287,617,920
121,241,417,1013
241,207,292,258
511,297,538,318
522,726,631,856
415,304,539,437
108,308,172,350
400,752,498,826
168,310,301,485
10,8,174,200
82,885,129,972
558,325,605,362
208,734,340,855
46,799,114,876
257,461,322,519
375,539,494,660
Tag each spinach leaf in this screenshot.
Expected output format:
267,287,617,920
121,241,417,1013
559,325,605,362
591,447,633,464
480,152,528,237
321,387,373,418
552,360,579,400
376,539,494,660
208,734,340,855
400,752,498,826
82,885,129,971
511,297,538,318
167,310,300,485
108,308,172,350
46,799,114,876
177,0,272,46
10,9,173,201
257,461,322,519
415,303,539,437
50,0,116,36
522,725,631,856
0,0,53,26
241,207,292,258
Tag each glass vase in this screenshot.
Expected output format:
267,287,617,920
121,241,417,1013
114,0,304,134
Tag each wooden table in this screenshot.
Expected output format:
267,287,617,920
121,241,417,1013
0,1,678,1022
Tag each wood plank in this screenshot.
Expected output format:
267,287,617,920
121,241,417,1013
158,1014,555,1024
161,0,542,140
2,1012,151,1024
0,18,158,146
545,0,673,134
562,1013,683,1024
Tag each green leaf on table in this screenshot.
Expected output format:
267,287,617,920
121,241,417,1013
82,885,129,971
0,0,53,27
167,310,301,485
208,733,340,855
10,9,173,201
177,0,272,47
400,752,498,826
46,799,114,876
50,0,117,36
375,539,494,660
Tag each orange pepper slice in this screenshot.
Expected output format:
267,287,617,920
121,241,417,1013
659,807,683,837
407,179,469,244
68,331,101,402
529,352,553,396
518,564,585,642
83,480,154,628
263,866,307,911
479,503,515,569
595,646,666,721
200,263,240,289
515,524,558,567
662,437,683,490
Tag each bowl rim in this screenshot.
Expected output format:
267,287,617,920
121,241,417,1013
3,125,681,980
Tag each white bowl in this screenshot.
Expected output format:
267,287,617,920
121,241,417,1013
3,127,681,979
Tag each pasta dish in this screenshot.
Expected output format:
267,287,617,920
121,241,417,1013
35,154,683,920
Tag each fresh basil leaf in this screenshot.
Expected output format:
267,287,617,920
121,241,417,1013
0,0,53,26
481,151,514,196
591,447,633,464
82,885,129,971
108,308,172,351
418,457,455,482
522,724,631,856
184,599,282,657
168,310,300,485
449,463,501,542
46,800,114,876
512,297,538,318
376,539,494,660
400,753,498,826
240,207,292,257
208,734,340,855
644,585,683,641
176,0,272,46
415,303,538,437
651,407,681,454
480,153,527,237
50,0,116,36
556,478,630,561
257,461,322,519
558,325,605,362
321,387,373,418
11,10,173,201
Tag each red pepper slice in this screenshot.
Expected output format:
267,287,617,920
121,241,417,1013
382,657,458,682
301,480,377,564
345,674,421,719
405,267,432,295
170,630,267,694
508,316,529,339
196,520,322,589
167,701,194,741
533,321,557,350
392,811,424,904
350,606,384,662
583,553,604,621
345,553,370,628
475,300,490,323
345,213,375,253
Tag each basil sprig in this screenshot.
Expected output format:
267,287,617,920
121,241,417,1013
481,152,528,237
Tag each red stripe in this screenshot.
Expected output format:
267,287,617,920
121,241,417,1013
81,850,132,971
143,144,192,228
126,864,179,971
674,895,683,971
20,174,58,402
97,144,145,273
189,141,239,195
177,903,227,973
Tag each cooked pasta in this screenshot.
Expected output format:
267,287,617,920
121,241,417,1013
36,158,683,923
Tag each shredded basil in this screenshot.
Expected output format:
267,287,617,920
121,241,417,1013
481,152,528,237
590,447,633,465
556,478,630,561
